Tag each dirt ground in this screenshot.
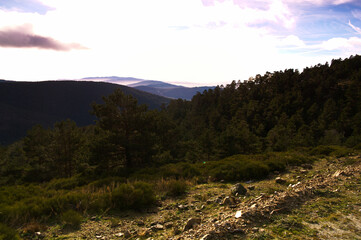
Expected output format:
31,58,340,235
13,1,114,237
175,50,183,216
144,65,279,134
40,154,361,240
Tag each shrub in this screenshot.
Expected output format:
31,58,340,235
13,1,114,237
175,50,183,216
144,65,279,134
0,223,21,240
309,145,354,157
61,210,83,229
165,179,188,197
87,177,126,189
309,145,335,156
46,176,87,190
111,182,155,210
354,143,361,150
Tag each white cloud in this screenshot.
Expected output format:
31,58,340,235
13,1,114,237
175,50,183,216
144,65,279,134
349,20,361,34
318,36,361,55
0,0,359,86
278,35,305,47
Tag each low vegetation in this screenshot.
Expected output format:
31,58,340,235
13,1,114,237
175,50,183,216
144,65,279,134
0,55,360,237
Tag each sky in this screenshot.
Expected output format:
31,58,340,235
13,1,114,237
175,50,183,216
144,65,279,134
0,0,361,86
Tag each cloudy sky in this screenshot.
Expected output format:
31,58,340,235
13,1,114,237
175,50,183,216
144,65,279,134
1,0,361,86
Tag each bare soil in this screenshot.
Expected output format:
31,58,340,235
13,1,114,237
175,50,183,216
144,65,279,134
41,154,361,239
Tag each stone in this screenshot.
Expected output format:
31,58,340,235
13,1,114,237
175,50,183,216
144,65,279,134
164,222,173,229
231,183,247,196
115,230,131,238
178,204,189,210
235,210,242,218
300,169,308,174
200,233,213,240
275,177,286,184
301,163,313,169
184,218,201,231
154,224,164,230
136,220,145,226
248,185,255,190
231,229,244,235
222,196,235,205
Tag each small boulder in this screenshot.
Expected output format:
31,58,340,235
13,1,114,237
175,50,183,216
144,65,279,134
301,163,313,169
164,222,173,229
184,218,201,231
275,177,286,184
200,234,213,240
235,210,242,218
231,183,247,196
178,204,188,210
248,185,255,190
222,196,235,206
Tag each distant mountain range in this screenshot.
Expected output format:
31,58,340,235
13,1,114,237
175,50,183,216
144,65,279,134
82,77,215,100
0,80,170,145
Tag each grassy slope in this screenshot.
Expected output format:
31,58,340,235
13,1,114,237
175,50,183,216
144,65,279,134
20,149,359,240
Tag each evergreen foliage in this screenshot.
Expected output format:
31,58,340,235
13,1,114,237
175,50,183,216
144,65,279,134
0,55,360,233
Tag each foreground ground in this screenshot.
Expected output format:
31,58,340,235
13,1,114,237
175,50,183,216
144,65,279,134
38,154,361,239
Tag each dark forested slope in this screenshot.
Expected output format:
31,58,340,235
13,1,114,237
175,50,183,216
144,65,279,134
163,55,361,159
0,81,170,144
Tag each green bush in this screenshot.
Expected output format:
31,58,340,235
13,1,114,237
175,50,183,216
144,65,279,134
111,182,155,210
309,145,335,156
61,210,83,229
165,179,188,197
46,176,87,190
0,223,21,240
309,145,353,157
354,143,361,150
87,177,126,189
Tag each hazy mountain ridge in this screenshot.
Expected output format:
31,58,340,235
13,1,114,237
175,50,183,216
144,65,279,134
0,80,170,144
82,77,216,100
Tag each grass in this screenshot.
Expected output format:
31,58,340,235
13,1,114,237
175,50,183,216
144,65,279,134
0,223,21,240
61,210,83,229
251,154,361,240
0,146,358,238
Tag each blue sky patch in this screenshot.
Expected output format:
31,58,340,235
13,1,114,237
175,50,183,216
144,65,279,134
0,0,53,14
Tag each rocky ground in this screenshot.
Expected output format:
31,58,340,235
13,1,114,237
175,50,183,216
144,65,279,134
38,154,361,239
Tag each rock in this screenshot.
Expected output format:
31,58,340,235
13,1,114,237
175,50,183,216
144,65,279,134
200,233,214,240
136,220,145,226
301,163,313,169
222,196,235,205
115,230,131,238
178,204,189,210
184,218,201,231
248,185,255,190
173,227,182,235
231,229,244,235
235,210,242,218
275,177,286,184
164,222,173,229
231,183,247,196
333,170,349,178
300,169,308,174
35,232,44,239
154,224,164,230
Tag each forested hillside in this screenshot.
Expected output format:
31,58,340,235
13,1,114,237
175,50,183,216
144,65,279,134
166,55,361,158
0,81,170,144
0,55,360,239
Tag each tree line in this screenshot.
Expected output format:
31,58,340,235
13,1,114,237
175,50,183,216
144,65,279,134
1,55,360,184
